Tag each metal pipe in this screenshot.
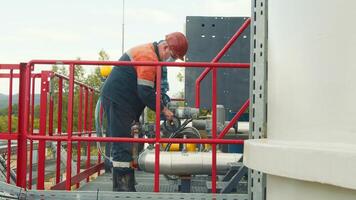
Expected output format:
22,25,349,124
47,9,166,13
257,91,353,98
138,150,242,175
192,120,235,132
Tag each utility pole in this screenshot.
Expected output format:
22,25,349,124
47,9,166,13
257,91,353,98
122,0,125,54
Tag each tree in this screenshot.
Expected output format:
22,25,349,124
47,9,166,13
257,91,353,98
175,68,185,99
98,49,110,61
48,52,106,133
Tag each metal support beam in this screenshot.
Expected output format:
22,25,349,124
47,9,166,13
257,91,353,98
249,0,268,199
221,165,248,193
222,162,243,181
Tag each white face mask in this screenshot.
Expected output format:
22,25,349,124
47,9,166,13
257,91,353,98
165,56,176,62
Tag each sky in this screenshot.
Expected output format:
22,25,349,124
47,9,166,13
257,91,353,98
0,0,251,96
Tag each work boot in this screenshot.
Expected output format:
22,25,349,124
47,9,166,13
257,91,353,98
113,167,136,192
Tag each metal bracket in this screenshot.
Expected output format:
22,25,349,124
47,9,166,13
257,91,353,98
248,0,268,200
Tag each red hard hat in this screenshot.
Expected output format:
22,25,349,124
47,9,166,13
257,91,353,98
165,32,188,60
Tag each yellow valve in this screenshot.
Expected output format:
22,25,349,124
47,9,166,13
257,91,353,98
100,65,113,78
162,143,180,151
161,143,197,152
186,144,196,152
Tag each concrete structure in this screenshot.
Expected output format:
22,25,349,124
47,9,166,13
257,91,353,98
244,0,356,199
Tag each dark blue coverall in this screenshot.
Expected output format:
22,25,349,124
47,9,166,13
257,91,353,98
100,42,164,164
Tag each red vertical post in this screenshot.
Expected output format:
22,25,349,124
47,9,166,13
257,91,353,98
6,69,13,183
97,96,102,176
86,89,94,182
56,78,63,184
76,86,83,188
65,64,75,190
29,75,37,189
48,95,54,136
83,88,88,180
211,67,217,193
17,63,30,188
154,66,162,192
37,71,49,190
30,76,37,133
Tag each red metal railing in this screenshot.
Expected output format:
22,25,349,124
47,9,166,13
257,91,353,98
10,59,248,193
0,19,251,193
0,64,20,185
34,70,99,190
0,65,100,190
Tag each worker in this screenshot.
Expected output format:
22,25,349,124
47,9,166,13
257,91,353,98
100,32,189,192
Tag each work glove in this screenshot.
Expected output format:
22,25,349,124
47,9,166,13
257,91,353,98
162,107,174,121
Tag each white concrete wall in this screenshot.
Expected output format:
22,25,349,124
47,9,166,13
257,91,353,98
267,0,356,144
268,175,356,200
244,0,356,199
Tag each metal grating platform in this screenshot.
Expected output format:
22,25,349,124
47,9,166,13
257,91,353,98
79,171,208,193
0,181,248,200
0,171,248,200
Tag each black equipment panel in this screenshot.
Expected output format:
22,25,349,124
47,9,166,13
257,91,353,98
185,16,250,113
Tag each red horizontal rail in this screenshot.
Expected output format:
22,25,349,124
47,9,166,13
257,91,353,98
0,64,20,70
53,73,98,91
27,135,244,144
51,162,104,190
28,135,155,143
0,134,18,140
0,73,41,78
52,131,96,136
27,60,249,69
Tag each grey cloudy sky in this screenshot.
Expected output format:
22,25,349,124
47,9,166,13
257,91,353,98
0,0,250,96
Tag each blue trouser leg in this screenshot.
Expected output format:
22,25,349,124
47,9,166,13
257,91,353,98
101,96,134,162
